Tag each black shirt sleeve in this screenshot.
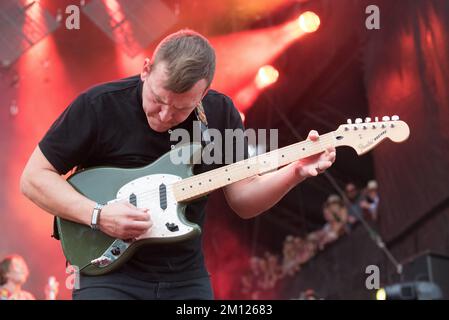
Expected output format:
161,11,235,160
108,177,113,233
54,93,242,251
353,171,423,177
39,93,98,175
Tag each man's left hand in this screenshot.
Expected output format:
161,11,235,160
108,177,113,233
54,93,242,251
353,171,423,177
289,130,336,181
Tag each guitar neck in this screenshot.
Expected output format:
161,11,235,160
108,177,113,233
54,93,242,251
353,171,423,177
173,131,337,202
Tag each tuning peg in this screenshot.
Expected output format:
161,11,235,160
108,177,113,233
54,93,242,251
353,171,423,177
355,118,363,124
392,115,399,121
347,119,352,124
374,117,379,122
382,116,391,121
365,117,371,123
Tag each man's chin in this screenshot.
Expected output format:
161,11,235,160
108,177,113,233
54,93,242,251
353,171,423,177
148,119,171,132
153,127,168,133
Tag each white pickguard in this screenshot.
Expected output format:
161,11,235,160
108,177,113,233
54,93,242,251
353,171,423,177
108,174,192,239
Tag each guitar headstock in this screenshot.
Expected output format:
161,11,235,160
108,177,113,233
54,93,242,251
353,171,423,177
334,116,410,155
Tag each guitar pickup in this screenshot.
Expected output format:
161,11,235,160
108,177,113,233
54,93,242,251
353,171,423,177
159,183,167,210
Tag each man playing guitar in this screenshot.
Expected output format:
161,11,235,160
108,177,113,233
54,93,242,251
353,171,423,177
20,29,336,300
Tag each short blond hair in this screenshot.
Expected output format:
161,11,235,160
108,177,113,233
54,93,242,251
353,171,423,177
152,29,216,93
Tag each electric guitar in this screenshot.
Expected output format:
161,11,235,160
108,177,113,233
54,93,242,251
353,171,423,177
56,116,410,275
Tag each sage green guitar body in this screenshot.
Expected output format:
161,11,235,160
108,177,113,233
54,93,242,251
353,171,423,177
57,143,202,276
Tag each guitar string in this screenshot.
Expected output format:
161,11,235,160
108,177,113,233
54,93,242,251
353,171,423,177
109,134,337,204
167,133,337,200
111,121,395,204
106,133,337,205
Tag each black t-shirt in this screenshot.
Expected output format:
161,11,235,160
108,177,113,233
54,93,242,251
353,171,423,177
39,75,247,281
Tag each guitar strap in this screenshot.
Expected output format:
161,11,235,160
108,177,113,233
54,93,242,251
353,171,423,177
52,220,60,240
194,101,211,146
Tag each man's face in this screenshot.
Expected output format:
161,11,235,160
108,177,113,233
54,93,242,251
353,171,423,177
345,184,357,199
140,60,208,132
367,188,377,198
7,257,29,285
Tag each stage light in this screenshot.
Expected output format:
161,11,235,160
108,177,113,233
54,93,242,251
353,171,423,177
83,0,178,58
376,281,443,300
255,65,279,89
298,11,320,33
0,0,60,66
376,288,386,300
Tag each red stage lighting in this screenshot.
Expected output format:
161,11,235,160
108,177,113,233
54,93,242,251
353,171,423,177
298,11,320,33
255,65,279,89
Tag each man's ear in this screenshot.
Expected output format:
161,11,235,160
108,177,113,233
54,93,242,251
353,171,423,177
201,85,210,99
140,58,152,81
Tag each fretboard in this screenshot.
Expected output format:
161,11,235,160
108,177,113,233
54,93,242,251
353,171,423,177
172,131,337,202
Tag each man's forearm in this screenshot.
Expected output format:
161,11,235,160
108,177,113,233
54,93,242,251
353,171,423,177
225,163,305,219
20,169,95,226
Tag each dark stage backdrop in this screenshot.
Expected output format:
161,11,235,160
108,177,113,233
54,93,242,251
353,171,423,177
363,0,449,243
281,0,449,299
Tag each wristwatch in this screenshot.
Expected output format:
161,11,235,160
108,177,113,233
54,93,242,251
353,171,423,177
91,203,103,230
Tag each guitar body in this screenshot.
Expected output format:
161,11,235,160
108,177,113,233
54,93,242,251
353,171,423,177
57,143,202,276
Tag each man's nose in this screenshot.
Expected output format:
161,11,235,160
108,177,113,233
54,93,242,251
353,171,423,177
159,106,173,122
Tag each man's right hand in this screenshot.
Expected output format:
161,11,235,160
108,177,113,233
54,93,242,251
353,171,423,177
98,202,152,240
